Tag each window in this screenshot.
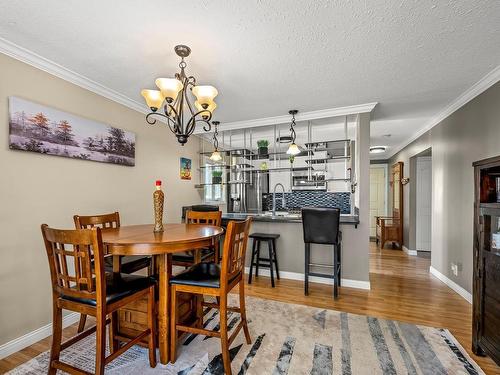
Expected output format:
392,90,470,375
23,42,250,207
203,165,225,203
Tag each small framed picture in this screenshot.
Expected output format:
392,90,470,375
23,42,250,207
180,157,192,180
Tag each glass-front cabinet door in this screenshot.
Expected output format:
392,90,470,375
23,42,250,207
478,208,500,355
480,211,500,253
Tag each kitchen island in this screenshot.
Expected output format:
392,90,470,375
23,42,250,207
221,211,370,290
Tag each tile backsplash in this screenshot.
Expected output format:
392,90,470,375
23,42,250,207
262,191,351,214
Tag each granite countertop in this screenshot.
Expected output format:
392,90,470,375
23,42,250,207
221,211,359,225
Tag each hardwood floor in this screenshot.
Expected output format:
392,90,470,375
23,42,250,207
1,242,499,374
246,243,500,375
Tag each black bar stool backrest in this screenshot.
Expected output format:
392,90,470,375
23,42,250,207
302,207,341,245
192,205,220,212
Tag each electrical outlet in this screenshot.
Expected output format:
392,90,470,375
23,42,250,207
451,263,458,276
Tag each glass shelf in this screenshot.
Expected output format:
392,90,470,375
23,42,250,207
194,181,251,189
198,164,229,169
231,164,254,169
480,202,500,209
305,156,350,164
325,178,351,182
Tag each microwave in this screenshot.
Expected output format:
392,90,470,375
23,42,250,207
292,173,327,191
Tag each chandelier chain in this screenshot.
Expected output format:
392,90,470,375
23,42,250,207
289,112,297,143
212,121,219,150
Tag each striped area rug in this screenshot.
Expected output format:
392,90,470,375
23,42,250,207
8,296,484,375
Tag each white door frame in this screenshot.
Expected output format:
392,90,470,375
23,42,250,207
415,156,432,252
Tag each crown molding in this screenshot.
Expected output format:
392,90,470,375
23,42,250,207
194,102,378,134
386,64,500,159
0,37,147,114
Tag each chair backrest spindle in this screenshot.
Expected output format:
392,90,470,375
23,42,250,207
185,210,222,226
74,212,120,230
41,224,106,303
220,218,252,288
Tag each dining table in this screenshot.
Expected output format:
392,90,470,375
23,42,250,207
101,223,224,365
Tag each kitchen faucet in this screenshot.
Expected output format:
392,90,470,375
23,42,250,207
272,183,286,216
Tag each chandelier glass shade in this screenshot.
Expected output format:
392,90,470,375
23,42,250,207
209,150,222,162
154,78,183,102
195,101,217,118
286,142,301,155
286,110,301,155
140,89,165,110
140,45,218,145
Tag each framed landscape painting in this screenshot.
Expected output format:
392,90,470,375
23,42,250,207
8,97,136,166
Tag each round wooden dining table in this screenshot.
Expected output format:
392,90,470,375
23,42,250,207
101,223,224,365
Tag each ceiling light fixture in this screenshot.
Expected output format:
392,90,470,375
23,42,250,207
370,146,387,154
141,45,218,145
286,110,301,156
209,121,222,162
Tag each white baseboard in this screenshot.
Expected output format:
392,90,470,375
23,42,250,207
0,312,80,360
429,266,472,304
244,267,371,290
402,246,417,256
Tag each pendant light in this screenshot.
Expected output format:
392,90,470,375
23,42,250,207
286,110,301,155
209,121,222,162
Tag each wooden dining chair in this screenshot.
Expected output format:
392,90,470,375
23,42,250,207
170,217,252,375
172,210,222,267
41,224,156,375
74,212,152,332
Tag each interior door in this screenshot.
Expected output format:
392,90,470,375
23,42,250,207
416,157,432,251
370,165,387,237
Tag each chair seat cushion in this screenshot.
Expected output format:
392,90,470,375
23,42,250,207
61,273,156,306
172,248,215,263
170,262,222,288
103,255,151,274
249,232,280,239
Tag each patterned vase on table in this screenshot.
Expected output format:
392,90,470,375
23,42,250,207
153,180,164,232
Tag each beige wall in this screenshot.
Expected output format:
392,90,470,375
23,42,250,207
0,53,203,345
389,81,500,293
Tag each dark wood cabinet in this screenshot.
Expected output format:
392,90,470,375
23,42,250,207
473,156,500,365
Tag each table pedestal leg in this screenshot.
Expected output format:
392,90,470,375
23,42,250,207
157,253,172,365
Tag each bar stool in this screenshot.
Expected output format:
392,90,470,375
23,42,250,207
302,207,342,298
248,233,280,287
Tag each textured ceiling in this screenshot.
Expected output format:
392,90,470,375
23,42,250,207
1,0,499,157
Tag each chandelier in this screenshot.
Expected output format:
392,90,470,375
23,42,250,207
140,45,218,145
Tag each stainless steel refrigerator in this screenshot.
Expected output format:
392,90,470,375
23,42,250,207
227,170,269,213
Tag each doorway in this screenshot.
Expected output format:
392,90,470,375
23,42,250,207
415,155,432,252
369,164,388,238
